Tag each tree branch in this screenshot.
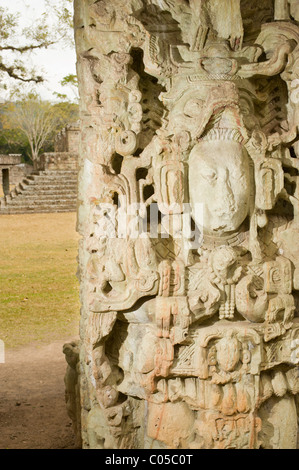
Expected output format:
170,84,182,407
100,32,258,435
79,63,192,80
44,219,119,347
0,62,43,83
0,41,55,53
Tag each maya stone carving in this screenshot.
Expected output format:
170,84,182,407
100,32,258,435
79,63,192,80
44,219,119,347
70,0,299,449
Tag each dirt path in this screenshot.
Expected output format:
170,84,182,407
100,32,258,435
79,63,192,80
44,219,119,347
0,338,80,449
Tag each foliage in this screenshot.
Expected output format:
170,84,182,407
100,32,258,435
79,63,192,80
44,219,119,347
0,2,77,161
53,74,79,102
45,0,74,46
0,94,79,163
0,0,74,85
10,95,59,164
51,100,79,129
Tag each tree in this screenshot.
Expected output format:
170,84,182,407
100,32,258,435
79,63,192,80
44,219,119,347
0,119,30,161
0,93,79,164
45,0,74,43
0,0,74,85
9,95,59,166
51,100,79,129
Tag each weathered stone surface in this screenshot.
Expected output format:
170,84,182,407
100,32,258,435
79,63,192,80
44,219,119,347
63,341,82,448
72,0,299,449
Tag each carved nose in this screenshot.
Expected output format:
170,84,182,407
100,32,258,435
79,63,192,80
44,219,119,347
214,172,236,215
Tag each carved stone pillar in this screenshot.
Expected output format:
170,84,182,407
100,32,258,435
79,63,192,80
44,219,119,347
73,0,299,449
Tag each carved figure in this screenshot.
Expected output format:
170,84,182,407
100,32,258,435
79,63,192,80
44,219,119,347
70,0,299,449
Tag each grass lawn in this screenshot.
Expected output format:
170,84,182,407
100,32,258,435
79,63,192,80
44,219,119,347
0,212,80,349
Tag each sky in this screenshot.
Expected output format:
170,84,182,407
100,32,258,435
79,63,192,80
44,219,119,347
0,0,77,102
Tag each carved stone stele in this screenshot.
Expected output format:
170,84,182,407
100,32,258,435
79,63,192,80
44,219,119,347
71,0,299,449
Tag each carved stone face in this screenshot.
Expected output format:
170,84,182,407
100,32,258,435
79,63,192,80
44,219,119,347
189,139,250,236
216,337,240,372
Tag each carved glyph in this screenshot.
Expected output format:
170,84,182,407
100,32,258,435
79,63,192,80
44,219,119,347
73,0,299,449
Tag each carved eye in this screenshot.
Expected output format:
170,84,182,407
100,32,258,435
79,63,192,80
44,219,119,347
200,168,217,183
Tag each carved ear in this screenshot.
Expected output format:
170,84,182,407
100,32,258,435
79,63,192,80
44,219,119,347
193,345,209,379
115,130,139,156
246,130,268,158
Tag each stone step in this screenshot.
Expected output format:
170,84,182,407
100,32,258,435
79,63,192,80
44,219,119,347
25,184,78,192
5,197,77,206
27,169,77,176
17,184,77,193
30,169,77,175
32,171,77,177
13,185,76,194
43,170,78,175
0,207,77,214
19,179,32,189
21,184,78,193
26,177,78,185
5,202,77,210
26,173,39,181
0,168,78,214
5,196,76,204
17,190,77,197
7,190,76,202
2,199,77,207
24,179,78,186
8,188,77,197
18,175,77,188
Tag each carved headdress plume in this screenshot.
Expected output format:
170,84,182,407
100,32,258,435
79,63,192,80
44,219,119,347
199,106,249,144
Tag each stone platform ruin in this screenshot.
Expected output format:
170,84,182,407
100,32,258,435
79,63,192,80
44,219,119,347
0,125,79,214
67,0,299,449
0,154,33,197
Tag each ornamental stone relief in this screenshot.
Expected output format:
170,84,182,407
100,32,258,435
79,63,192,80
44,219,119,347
69,0,299,449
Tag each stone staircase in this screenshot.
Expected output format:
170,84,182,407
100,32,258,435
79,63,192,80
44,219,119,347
0,169,78,214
